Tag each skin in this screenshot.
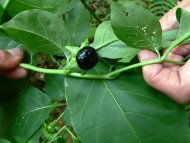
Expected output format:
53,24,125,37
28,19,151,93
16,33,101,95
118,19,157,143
138,0,190,104
0,48,28,79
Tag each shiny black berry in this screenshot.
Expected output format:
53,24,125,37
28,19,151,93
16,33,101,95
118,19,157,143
76,46,98,70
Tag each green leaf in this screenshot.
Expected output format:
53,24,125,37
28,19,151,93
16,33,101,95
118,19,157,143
92,21,139,63
0,5,4,23
0,30,24,50
0,76,28,101
45,75,65,101
176,8,190,40
6,0,70,17
65,74,190,143
0,138,11,143
1,9,70,56
111,2,162,51
0,0,10,9
66,1,90,46
0,86,58,142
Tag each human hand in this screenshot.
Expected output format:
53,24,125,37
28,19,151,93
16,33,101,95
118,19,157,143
138,0,190,104
0,48,28,79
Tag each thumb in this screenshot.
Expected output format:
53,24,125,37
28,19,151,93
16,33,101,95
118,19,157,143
138,50,163,85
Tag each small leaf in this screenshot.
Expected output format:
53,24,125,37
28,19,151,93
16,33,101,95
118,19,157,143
111,2,162,51
1,9,70,56
65,74,190,143
0,86,58,142
92,21,139,63
66,1,90,46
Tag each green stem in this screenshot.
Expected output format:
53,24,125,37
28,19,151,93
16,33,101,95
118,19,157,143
20,63,112,79
55,111,64,124
20,63,69,75
105,58,161,77
48,126,66,143
164,60,185,65
65,126,78,140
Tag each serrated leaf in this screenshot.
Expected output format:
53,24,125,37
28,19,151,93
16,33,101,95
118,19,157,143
6,0,70,17
92,21,139,63
45,75,65,101
66,1,90,46
1,9,70,56
111,2,162,51
65,74,190,143
0,86,59,142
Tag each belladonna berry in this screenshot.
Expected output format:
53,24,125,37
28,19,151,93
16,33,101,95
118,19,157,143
76,46,98,70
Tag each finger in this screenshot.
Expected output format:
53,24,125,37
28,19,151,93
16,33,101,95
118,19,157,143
0,48,24,71
0,67,28,80
138,50,163,83
159,0,190,31
172,44,190,57
163,52,183,71
138,50,182,103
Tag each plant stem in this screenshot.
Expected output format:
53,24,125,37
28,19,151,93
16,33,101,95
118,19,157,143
48,125,66,143
55,111,64,124
65,126,78,140
80,0,101,23
20,63,113,79
20,63,69,74
105,58,161,77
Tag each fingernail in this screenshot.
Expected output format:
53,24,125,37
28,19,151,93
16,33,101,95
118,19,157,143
8,48,23,57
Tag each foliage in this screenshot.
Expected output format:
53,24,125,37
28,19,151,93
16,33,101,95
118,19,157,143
0,0,190,143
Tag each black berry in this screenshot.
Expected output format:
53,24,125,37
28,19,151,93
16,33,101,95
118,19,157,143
76,46,98,70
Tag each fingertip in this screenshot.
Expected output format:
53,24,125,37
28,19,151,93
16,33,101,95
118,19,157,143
0,48,24,71
138,50,158,62
8,48,24,58
2,67,28,80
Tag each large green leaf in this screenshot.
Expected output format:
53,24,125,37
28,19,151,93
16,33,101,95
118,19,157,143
66,1,90,46
6,0,70,17
1,9,70,56
65,74,190,143
92,21,139,63
45,75,65,101
111,2,162,51
0,30,24,50
0,86,58,142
